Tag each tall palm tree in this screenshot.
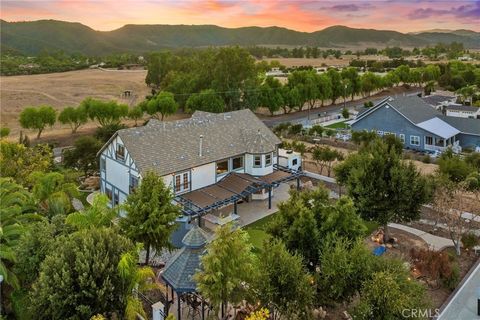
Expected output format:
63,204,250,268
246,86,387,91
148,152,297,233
117,245,158,320
66,194,117,230
0,178,40,289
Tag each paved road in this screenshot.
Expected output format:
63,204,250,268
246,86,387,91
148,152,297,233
260,88,422,127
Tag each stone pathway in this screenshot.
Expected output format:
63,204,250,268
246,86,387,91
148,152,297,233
388,223,454,251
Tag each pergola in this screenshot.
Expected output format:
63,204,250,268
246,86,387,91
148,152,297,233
173,165,303,219
161,226,211,320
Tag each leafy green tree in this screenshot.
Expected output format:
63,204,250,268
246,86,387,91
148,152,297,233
0,178,39,289
342,108,350,119
15,215,70,287
63,136,103,176
118,245,158,320
282,85,302,113
66,194,117,230
327,69,343,104
260,77,284,115
438,152,474,182
120,171,179,264
255,240,313,319
341,67,361,100
194,223,257,317
351,269,428,320
82,97,129,127
316,236,374,304
30,171,78,217
0,127,10,138
360,72,381,97
145,51,176,87
30,228,133,320
128,105,144,126
146,91,178,120
335,139,429,241
186,89,225,113
0,141,53,186
317,73,333,107
58,105,88,133
19,105,56,138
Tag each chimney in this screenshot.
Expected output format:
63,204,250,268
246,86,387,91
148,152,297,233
199,135,204,157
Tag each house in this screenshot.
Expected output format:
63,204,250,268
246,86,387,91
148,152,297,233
98,109,302,242
421,94,457,110
350,96,480,152
445,104,480,119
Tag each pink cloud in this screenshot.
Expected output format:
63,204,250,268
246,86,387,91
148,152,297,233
1,0,479,32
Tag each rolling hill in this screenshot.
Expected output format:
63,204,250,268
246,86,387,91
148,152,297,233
1,20,479,56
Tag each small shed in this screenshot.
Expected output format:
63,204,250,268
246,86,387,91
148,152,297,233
162,226,210,319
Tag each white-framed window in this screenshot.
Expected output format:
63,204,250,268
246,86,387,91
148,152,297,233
232,156,244,171
174,172,190,193
377,130,384,136
410,135,420,146
399,134,405,143
129,175,139,193
116,144,125,161
253,155,262,168
265,154,272,166
216,160,229,175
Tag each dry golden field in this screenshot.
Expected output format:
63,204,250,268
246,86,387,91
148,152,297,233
0,68,151,138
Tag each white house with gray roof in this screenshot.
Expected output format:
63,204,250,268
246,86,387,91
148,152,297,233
98,109,302,241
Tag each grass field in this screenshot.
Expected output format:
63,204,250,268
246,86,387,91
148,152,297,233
244,213,276,252
324,120,349,129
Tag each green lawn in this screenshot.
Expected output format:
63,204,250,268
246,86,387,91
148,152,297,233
324,121,349,129
243,213,277,252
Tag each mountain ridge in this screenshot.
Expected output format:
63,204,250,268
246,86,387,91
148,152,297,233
1,19,479,56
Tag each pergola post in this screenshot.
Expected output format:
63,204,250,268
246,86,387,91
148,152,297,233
177,293,181,320
201,299,205,320
268,187,272,209
165,284,169,315
234,201,238,214
296,177,300,190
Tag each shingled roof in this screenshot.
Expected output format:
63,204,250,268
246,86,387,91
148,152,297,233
387,96,442,124
110,109,281,176
439,116,480,136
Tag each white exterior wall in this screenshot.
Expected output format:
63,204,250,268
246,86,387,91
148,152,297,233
244,153,274,176
446,109,480,119
191,162,216,190
100,135,140,207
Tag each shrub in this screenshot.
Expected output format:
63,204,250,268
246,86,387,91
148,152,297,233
461,232,479,250
410,248,458,289
441,263,460,290
421,155,431,164
288,124,303,135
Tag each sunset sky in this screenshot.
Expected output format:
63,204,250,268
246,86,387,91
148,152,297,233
1,0,479,33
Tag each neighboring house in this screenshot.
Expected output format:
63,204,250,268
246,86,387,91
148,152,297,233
98,109,302,242
421,94,457,110
445,104,480,119
350,96,480,152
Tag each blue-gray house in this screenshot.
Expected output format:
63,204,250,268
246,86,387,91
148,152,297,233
350,96,480,152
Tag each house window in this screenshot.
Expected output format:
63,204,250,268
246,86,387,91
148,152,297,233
292,159,298,166
116,144,125,161
174,172,190,193
410,135,420,146
216,160,229,175
377,130,384,136
253,155,262,168
129,175,139,193
265,154,272,166
425,136,433,145
114,189,119,206
100,157,106,171
106,186,112,200
232,156,244,170
399,134,405,143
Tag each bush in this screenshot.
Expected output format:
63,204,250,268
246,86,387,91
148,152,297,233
441,263,460,290
288,124,303,135
421,155,431,164
410,248,459,290
461,232,479,250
